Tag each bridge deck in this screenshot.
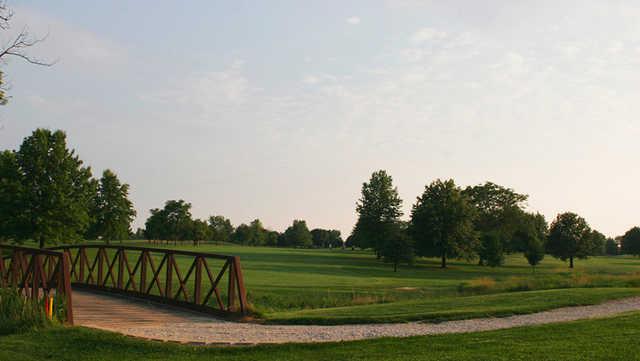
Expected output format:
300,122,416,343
74,289,217,331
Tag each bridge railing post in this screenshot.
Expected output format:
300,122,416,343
79,247,86,282
227,258,236,312
60,251,74,325
117,248,124,290
97,248,104,286
139,251,147,294
233,256,248,314
165,253,173,298
194,257,202,305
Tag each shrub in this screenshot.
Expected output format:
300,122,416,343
0,289,57,335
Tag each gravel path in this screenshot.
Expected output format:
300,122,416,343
73,290,640,345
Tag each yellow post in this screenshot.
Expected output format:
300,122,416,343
48,296,54,319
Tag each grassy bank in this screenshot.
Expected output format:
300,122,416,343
265,287,640,324
118,243,640,321
22,241,640,323
1,312,639,361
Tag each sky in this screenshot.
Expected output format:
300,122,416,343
0,0,639,238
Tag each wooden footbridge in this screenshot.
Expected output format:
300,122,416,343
0,244,249,326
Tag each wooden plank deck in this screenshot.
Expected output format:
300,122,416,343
73,289,217,331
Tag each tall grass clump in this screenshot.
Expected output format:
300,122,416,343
0,289,57,335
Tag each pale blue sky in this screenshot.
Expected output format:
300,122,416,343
1,1,639,237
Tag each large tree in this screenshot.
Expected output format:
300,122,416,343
248,219,268,246
621,227,640,256
0,150,21,242
87,169,136,243
605,238,618,256
208,215,234,244
311,228,343,248
9,129,95,248
351,170,403,255
190,219,210,246
516,212,548,269
281,220,313,248
232,223,252,245
547,212,596,268
588,229,607,256
379,221,414,272
409,179,478,268
463,182,528,264
143,200,193,243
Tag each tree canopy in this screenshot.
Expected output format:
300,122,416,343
311,228,343,248
1,129,96,247
409,179,478,268
87,169,136,243
208,215,234,244
281,220,313,248
144,200,193,242
546,212,597,268
463,182,529,263
351,170,403,254
379,221,414,272
605,238,618,256
621,227,640,256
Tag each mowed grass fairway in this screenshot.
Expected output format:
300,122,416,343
98,242,640,324
1,312,639,361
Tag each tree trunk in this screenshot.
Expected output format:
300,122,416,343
39,236,45,249
569,256,574,268
394,262,398,272
441,254,447,268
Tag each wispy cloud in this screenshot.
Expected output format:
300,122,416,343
346,16,361,25
10,6,127,69
410,27,447,44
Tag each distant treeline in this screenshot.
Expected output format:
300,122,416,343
140,199,342,249
346,170,640,271
2,129,640,264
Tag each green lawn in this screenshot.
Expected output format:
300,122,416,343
97,242,640,323
1,313,639,361
17,241,640,323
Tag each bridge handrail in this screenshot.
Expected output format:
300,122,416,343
48,244,235,260
47,244,248,317
0,244,74,324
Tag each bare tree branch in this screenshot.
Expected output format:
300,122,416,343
0,27,56,66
